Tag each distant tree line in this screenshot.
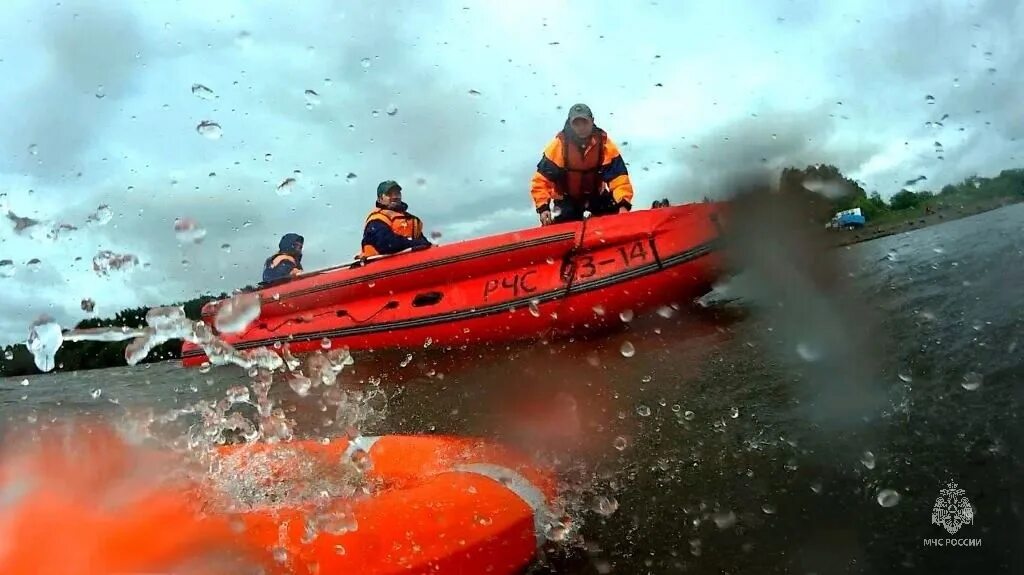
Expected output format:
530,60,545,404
781,164,1024,223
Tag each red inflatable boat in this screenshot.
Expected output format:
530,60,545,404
181,202,726,367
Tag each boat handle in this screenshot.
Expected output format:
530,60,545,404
412,292,444,307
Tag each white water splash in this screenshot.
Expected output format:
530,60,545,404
27,316,63,372
214,293,261,334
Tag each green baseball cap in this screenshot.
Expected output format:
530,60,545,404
568,103,594,122
376,180,401,198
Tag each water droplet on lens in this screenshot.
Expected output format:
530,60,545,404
636,404,651,417
619,341,635,357
876,489,900,507
423,337,433,348
4,349,14,360
898,372,913,383
28,144,39,156
277,177,297,196
90,388,102,399
304,89,321,109
671,404,681,413
730,406,740,419
272,547,288,563
95,84,105,99
683,410,695,421
199,362,211,374
592,495,619,516
400,353,413,368
796,342,821,362
712,510,737,529
20,378,29,386
528,299,541,317
386,104,398,116
613,436,628,451
321,337,331,350
761,503,777,514
961,371,982,391
619,309,634,323
191,83,214,99
360,57,371,68
196,121,222,140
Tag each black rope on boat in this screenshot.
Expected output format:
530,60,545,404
560,214,591,297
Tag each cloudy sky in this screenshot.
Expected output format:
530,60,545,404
0,0,1020,345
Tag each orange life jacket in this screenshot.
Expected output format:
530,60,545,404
360,208,424,258
557,129,606,200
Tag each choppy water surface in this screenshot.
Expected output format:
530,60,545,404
2,204,1022,574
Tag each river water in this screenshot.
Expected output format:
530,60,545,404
2,204,1022,574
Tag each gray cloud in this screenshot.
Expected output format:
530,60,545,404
1,3,147,180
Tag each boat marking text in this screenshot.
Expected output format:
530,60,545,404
483,270,538,301
573,239,653,281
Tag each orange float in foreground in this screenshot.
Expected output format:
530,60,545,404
0,424,558,575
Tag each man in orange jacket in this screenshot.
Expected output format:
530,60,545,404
360,180,432,258
530,103,635,226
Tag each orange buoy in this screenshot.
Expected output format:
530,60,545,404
0,423,557,575
211,435,558,574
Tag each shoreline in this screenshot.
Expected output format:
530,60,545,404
827,196,1023,248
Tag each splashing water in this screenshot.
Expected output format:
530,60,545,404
27,316,63,372
214,293,261,334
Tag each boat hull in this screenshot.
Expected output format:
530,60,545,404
182,202,726,367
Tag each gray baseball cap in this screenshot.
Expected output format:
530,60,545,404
376,180,401,198
568,103,594,122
